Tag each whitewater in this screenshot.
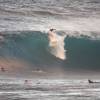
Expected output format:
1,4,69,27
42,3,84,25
0,0,100,39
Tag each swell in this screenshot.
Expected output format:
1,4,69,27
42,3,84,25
0,31,60,65
0,0,100,33
0,31,100,72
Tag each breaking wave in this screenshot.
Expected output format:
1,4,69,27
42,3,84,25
48,31,66,60
0,31,100,72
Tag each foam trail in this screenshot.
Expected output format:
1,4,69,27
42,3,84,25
48,32,66,60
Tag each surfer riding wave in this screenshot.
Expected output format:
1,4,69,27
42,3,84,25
48,29,66,60
48,29,57,47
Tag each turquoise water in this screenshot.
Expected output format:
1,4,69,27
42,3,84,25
0,31,100,73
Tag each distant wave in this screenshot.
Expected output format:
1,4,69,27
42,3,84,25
0,0,100,33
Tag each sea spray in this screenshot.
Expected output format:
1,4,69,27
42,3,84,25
0,31,100,72
48,33,66,60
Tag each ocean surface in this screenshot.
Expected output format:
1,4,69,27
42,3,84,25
0,0,100,32
0,0,100,100
0,78,100,100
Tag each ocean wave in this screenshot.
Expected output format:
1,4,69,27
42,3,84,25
0,0,100,33
0,31,100,73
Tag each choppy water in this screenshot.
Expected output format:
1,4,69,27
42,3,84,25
0,0,100,34
0,78,100,100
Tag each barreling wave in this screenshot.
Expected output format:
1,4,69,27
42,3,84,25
0,31,100,72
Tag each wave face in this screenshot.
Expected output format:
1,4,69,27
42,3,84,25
0,31,100,73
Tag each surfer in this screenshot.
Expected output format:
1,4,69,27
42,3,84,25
88,79,94,83
24,79,32,86
48,29,57,47
88,79,100,84
48,28,56,35
1,67,6,72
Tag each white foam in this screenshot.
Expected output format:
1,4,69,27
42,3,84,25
29,17,100,39
0,14,100,39
48,32,66,60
